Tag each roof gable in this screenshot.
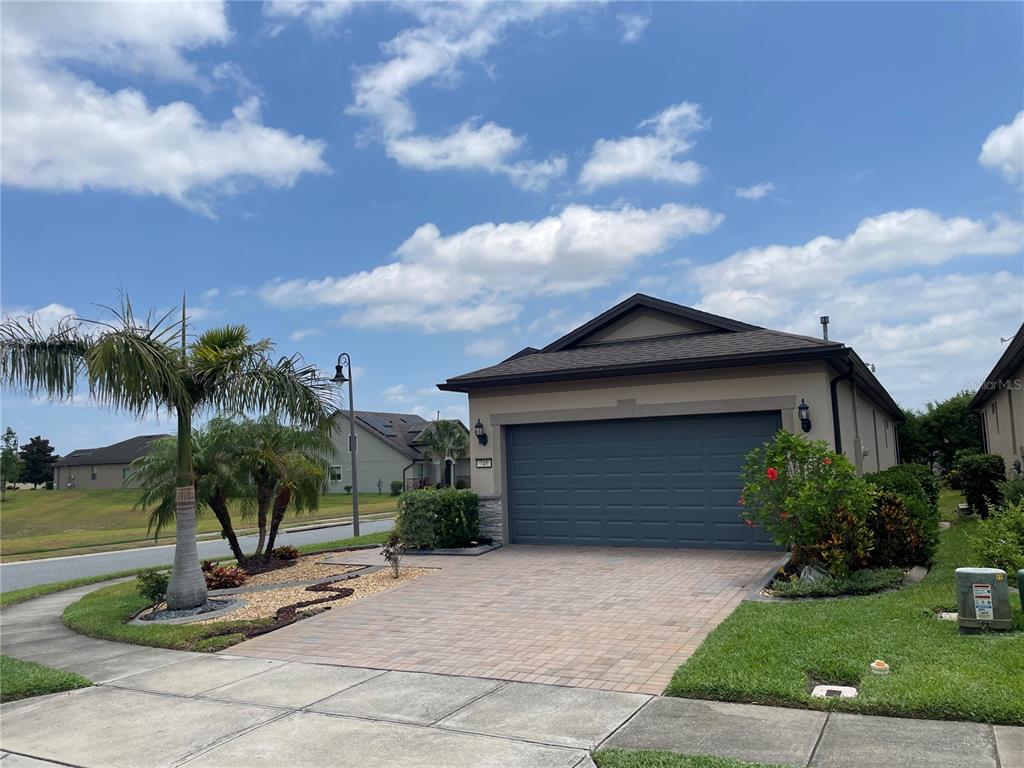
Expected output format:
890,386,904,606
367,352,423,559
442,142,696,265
542,294,759,352
969,320,1024,410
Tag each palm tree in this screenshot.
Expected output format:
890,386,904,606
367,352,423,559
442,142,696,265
235,415,334,558
419,419,469,487
0,298,333,609
264,452,325,556
130,418,249,565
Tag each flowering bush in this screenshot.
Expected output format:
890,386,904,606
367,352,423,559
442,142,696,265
739,430,874,573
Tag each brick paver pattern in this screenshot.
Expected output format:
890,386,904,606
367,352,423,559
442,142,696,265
230,546,781,695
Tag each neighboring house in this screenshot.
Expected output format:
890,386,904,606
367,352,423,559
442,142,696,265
53,434,169,490
969,321,1024,476
440,293,902,550
328,411,470,493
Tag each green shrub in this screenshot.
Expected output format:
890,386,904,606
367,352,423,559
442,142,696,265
896,463,940,511
867,491,927,567
381,531,405,578
864,467,939,565
395,487,480,549
390,480,403,496
201,561,248,589
770,567,904,598
1001,475,1024,506
271,545,299,561
739,430,874,574
973,500,1024,586
951,452,1005,516
135,570,169,604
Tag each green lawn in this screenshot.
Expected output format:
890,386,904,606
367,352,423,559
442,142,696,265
0,488,398,561
594,751,787,768
938,487,963,522
0,656,91,701
666,517,1024,724
59,530,390,652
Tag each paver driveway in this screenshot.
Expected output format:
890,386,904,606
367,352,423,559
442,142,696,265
230,545,781,694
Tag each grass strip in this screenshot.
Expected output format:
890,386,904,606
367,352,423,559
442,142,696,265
0,656,92,701
593,750,788,768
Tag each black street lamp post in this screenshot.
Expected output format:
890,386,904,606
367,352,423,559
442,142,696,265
332,353,359,537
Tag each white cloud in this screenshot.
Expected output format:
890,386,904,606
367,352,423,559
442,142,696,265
691,208,1024,408
980,111,1024,182
288,327,324,342
261,202,723,331
579,102,706,190
617,13,650,43
263,1,357,34
385,119,567,191
346,2,569,190
735,182,775,200
1,1,328,214
464,337,508,359
383,384,414,403
1,303,78,334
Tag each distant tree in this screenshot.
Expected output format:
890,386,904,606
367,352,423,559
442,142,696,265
0,427,24,500
18,435,57,488
898,391,983,472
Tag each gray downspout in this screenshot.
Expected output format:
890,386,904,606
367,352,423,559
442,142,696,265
830,363,854,454
401,461,415,491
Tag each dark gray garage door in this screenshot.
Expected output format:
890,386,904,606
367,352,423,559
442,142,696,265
506,411,781,550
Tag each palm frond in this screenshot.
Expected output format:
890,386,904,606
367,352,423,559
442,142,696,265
0,314,90,399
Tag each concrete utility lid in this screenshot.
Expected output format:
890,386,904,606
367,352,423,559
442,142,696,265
811,685,858,699
938,611,959,621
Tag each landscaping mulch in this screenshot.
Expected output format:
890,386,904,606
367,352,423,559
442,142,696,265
243,556,361,587
196,566,431,624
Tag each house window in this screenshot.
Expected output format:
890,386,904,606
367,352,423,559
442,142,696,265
992,402,1000,434
122,467,131,481
329,466,343,483
884,419,889,448
91,466,97,481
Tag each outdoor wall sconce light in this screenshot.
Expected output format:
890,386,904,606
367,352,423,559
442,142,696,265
474,418,488,446
798,399,812,433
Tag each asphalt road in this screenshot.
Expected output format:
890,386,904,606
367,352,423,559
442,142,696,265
0,518,394,592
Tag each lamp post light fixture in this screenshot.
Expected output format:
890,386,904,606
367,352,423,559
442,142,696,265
474,418,488,446
798,399,812,433
331,353,359,537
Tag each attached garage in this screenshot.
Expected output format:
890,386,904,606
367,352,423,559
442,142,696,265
439,294,903,549
506,412,780,549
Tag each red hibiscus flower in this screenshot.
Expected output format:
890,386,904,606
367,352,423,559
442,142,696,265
780,511,789,521
823,457,833,466
766,467,779,481
744,519,755,527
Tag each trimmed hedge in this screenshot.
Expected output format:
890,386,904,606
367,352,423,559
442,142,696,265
972,500,1024,586
395,487,479,549
950,451,1005,516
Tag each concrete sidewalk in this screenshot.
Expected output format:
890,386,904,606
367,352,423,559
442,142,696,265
1,582,1021,768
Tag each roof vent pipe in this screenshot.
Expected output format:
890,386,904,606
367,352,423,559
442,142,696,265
820,315,830,341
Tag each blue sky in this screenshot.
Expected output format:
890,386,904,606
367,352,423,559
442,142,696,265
2,1,1023,456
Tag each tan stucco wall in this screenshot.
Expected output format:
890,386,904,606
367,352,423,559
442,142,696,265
55,463,137,490
833,379,899,474
979,360,1024,475
465,361,855,496
328,419,409,493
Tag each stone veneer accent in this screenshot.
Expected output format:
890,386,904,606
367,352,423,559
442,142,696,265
477,494,503,543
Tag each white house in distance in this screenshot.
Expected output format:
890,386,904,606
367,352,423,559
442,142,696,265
328,411,471,493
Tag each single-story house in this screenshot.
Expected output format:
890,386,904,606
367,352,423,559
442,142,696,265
53,434,169,490
440,293,902,550
969,320,1024,475
328,411,470,493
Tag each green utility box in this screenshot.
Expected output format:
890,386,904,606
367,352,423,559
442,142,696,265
955,568,1012,633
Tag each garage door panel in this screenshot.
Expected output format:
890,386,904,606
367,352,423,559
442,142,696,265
506,411,781,550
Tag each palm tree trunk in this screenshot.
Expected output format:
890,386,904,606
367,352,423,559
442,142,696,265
165,409,208,610
210,491,246,565
253,486,273,557
264,488,291,556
